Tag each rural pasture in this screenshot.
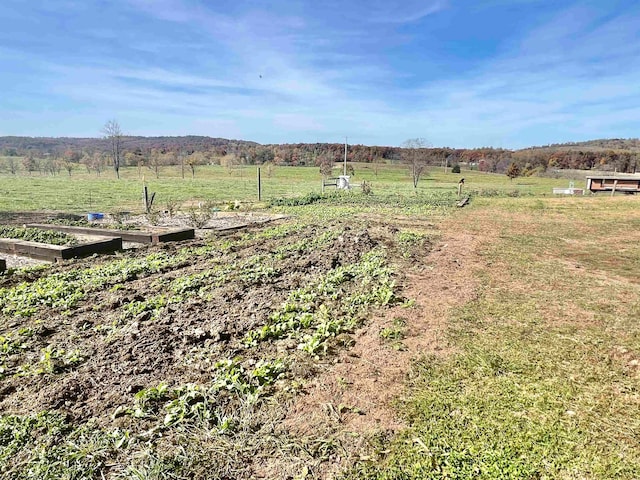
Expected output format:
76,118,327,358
0,165,639,479
0,160,579,212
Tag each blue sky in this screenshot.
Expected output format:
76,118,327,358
0,0,639,148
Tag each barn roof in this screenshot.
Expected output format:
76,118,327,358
586,175,640,180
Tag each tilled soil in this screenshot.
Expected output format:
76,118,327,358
0,222,380,423
276,219,482,478
0,214,457,478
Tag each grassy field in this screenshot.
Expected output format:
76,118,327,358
345,195,640,479
0,162,579,213
1,164,638,478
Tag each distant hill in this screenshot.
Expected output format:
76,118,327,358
0,136,638,173
522,138,640,152
0,136,258,156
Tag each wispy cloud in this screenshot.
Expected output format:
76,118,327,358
0,0,638,147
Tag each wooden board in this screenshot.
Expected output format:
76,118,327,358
26,224,194,244
0,237,122,261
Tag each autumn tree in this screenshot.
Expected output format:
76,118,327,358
506,162,521,180
148,149,173,179
263,161,275,178
317,154,334,178
402,138,431,189
346,164,355,176
136,151,148,178
102,119,123,179
62,160,74,176
62,150,81,176
43,156,61,176
22,153,38,175
220,154,239,175
177,149,187,179
89,152,105,176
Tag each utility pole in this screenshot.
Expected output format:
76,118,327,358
344,136,348,176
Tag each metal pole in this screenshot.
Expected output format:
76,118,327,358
344,137,347,176
143,185,149,212
257,167,262,201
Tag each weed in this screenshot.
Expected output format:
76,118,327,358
145,209,161,226
379,318,407,350
396,230,428,258
122,295,168,320
0,412,125,479
115,359,286,432
110,211,130,224
16,346,83,376
165,198,178,217
186,204,213,228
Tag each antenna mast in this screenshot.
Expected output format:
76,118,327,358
344,136,348,176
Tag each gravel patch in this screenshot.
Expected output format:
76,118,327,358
2,253,48,269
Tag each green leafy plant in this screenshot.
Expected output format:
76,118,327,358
0,225,77,246
245,248,397,357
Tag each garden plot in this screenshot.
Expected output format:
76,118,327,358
107,210,288,232
27,223,195,245
26,211,287,245
0,217,416,479
0,226,122,264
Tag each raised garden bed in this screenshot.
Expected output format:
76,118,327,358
26,224,195,244
0,225,77,246
0,236,122,262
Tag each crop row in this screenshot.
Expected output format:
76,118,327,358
0,243,225,318
116,254,280,324
114,358,285,431
245,248,397,356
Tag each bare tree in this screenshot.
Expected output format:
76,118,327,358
185,151,205,178
402,138,431,189
6,156,17,175
102,119,123,179
89,152,105,177
178,149,186,179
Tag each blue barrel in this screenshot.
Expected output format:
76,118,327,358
87,213,104,221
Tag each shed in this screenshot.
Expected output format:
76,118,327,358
586,175,640,194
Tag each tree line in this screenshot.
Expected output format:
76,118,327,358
1,132,639,178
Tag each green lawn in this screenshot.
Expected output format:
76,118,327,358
0,162,579,213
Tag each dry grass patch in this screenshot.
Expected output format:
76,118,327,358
345,196,640,479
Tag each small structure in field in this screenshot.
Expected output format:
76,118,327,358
0,258,6,272
586,175,640,194
337,175,351,189
322,175,351,193
553,182,584,195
